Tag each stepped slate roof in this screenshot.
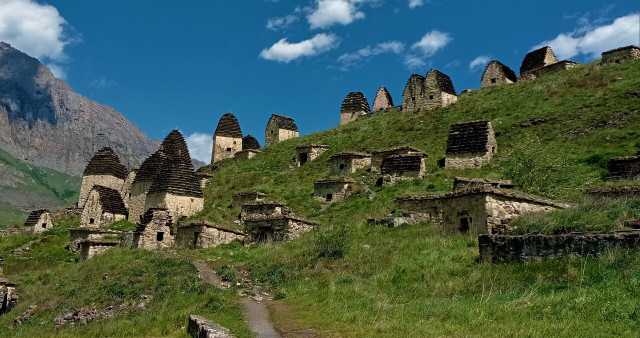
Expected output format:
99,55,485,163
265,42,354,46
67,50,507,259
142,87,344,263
446,120,492,154
24,209,49,226
215,112,243,138
133,151,169,184
396,187,563,208
482,60,517,82
381,154,425,174
160,129,191,160
139,208,172,227
520,46,557,74
147,154,203,197
268,114,298,132
92,186,127,215
426,69,456,95
83,147,128,179
341,92,370,113
242,135,261,150
314,178,355,185
329,152,370,160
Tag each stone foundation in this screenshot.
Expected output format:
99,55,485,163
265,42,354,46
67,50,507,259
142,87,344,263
78,240,118,260
479,230,640,263
69,228,122,253
212,135,242,163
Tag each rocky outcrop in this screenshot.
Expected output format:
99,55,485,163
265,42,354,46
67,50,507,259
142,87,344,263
0,42,157,175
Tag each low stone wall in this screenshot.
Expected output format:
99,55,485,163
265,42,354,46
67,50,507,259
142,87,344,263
69,228,122,253
188,315,234,338
176,223,245,249
78,241,118,261
479,230,640,263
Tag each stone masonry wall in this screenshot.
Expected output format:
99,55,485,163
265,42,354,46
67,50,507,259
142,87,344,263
481,62,516,89
81,189,126,227
295,146,329,166
121,170,137,208
234,149,259,160
144,192,204,222
26,213,53,234
212,135,242,164
402,74,425,113
602,47,640,65
78,175,124,209
445,151,494,170
485,195,559,233
79,241,118,261
479,231,640,263
329,157,371,176
265,119,299,147
176,224,245,249
69,228,121,253
314,182,352,203
128,181,152,223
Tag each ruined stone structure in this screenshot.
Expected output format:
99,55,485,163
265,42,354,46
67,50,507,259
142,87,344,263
78,147,128,209
481,60,517,88
372,86,394,111
69,228,121,253
402,69,457,113
188,315,234,338
601,46,640,65
234,149,261,160
197,172,213,189
265,114,299,147
176,222,245,249
242,135,261,150
604,155,640,181
212,112,243,164
379,153,427,185
295,144,330,166
395,187,561,234
81,186,127,227
241,201,291,220
329,152,371,176
445,120,497,170
23,209,53,233
129,151,169,222
314,178,354,203
586,186,640,198
520,46,558,75
0,278,18,315
244,216,315,243
133,208,175,250
371,147,424,173
231,192,266,209
121,166,138,208
78,241,118,261
340,92,370,125
479,230,640,263
453,177,514,192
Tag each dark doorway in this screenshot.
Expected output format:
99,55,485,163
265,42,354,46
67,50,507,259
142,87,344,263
459,218,471,232
256,227,275,243
300,153,308,165
193,231,200,248
326,194,333,202
157,232,164,241
42,223,47,229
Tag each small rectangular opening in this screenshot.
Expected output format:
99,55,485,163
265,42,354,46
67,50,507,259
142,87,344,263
411,97,416,102
490,78,497,84
42,223,47,229
459,218,471,232
226,147,232,152
492,146,496,154
193,231,200,248
339,163,346,170
326,194,333,202
299,153,308,165
429,95,434,100
89,218,95,225
156,232,164,241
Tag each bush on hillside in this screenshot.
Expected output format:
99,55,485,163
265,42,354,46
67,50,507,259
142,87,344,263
314,224,350,259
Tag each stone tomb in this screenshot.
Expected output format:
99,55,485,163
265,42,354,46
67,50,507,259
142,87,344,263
0,278,18,314
240,201,291,220
401,74,425,113
244,216,315,243
519,46,558,76
604,155,640,181
453,177,514,192
445,120,497,170
481,60,517,88
314,178,355,203
401,69,457,113
601,45,640,65
81,185,127,227
586,186,640,199
133,208,175,250
372,86,394,112
378,153,427,185
78,147,128,209
371,147,425,173
340,92,370,125
234,149,261,160
176,222,245,249
23,209,53,233
395,187,562,234
78,240,118,261
265,114,299,147
69,228,122,253
295,144,330,166
232,192,266,209
329,152,371,176
196,172,213,189
242,135,261,150
212,112,243,164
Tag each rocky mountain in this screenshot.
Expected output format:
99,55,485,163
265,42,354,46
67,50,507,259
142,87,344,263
0,42,158,175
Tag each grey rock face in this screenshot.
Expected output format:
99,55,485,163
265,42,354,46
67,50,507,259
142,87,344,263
0,42,157,175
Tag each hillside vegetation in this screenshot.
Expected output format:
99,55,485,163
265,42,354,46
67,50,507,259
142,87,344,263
1,60,640,337
0,148,81,228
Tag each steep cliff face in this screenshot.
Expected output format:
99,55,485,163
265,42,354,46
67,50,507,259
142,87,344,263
0,42,157,175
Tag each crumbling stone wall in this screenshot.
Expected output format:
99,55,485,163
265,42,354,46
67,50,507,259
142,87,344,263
188,315,234,338
604,155,640,181
143,192,204,222
295,145,329,166
232,192,266,209
234,149,260,160
78,241,118,260
371,147,423,173
601,46,640,65
445,121,497,170
373,87,393,111
241,202,290,220
453,177,514,192
129,181,153,223
265,117,299,147
329,153,371,176
212,135,242,163
176,223,245,249
24,211,53,234
244,216,314,243
521,60,579,81
423,69,457,111
379,154,426,185
81,189,126,227
402,74,425,113
69,228,121,253
0,279,18,315
340,92,370,125
586,186,640,198
314,179,354,203
78,175,124,209
120,168,138,208
485,194,557,233
479,231,640,263
133,209,175,250
520,46,558,75
481,60,517,88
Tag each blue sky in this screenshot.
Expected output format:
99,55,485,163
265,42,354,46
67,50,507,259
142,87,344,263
0,0,638,162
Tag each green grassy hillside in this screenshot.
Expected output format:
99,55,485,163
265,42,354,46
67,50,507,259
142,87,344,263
0,148,81,228
1,60,640,337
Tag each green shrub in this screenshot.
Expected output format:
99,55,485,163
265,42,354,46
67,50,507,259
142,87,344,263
216,265,237,283
314,224,350,259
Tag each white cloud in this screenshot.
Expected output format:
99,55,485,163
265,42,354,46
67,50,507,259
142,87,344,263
89,77,118,89
408,0,423,8
0,0,80,78
338,41,405,70
260,33,340,63
535,13,640,60
185,133,213,163
404,30,451,69
469,55,490,72
266,14,299,30
306,0,379,29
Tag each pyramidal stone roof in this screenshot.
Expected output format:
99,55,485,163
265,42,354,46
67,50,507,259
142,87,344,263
268,114,298,132
426,69,456,95
341,92,371,113
83,147,128,179
160,129,191,160
24,209,49,226
482,60,517,82
215,112,243,138
147,153,203,197
242,135,261,150
446,120,492,154
373,86,394,110
93,186,127,215
520,46,557,74
133,150,169,184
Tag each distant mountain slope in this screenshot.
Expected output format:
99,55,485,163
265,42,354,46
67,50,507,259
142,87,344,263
0,42,157,175
0,147,80,228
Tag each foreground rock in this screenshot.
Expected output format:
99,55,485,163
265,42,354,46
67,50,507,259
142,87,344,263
188,315,234,338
